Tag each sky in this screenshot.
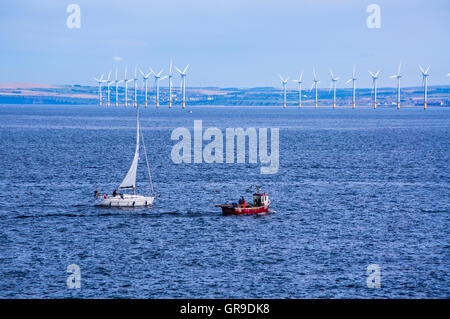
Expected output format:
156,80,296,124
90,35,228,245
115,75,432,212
1,0,449,88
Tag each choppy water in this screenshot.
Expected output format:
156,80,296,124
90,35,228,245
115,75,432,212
0,104,448,298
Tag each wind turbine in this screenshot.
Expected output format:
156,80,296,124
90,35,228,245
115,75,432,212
123,66,133,107
133,66,139,107
292,71,303,108
168,61,173,108
329,70,339,109
176,64,189,108
151,69,167,107
310,68,320,108
105,70,112,107
346,66,357,109
279,75,289,108
419,65,430,110
139,67,152,107
93,73,104,106
368,69,381,109
390,61,402,109
113,68,123,107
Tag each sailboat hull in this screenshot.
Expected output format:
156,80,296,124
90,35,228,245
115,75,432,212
97,194,155,207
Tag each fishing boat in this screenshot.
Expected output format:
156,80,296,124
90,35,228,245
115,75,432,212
216,191,270,215
97,108,155,207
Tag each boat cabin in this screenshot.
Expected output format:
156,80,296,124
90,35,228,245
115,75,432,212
253,193,269,207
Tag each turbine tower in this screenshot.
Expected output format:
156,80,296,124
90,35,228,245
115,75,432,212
123,66,133,107
368,69,381,109
139,68,152,107
345,66,357,109
133,66,139,107
419,65,430,110
176,64,189,108
292,71,303,108
279,75,289,108
113,68,123,107
390,61,402,109
168,61,173,108
310,68,320,108
329,70,339,109
93,73,104,106
105,70,112,107
151,69,167,107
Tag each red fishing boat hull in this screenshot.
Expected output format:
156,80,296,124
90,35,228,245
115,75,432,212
221,205,270,215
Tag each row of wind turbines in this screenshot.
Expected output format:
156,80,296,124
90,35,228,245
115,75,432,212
93,61,190,108
279,63,441,109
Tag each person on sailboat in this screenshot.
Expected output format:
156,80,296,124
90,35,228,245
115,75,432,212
113,190,117,197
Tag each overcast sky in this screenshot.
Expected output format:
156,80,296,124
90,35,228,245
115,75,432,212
1,0,449,88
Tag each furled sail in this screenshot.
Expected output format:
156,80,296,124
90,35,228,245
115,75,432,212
119,110,140,190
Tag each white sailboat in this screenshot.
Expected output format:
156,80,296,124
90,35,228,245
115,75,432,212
97,108,155,207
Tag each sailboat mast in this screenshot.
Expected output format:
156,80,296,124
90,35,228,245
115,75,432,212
135,107,139,194
139,119,155,195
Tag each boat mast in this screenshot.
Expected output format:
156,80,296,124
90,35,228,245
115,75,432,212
139,120,155,195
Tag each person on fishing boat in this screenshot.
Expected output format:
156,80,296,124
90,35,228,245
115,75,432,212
241,197,246,208
94,190,100,197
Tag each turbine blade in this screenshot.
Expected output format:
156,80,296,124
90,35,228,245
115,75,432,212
419,64,425,74
183,64,190,73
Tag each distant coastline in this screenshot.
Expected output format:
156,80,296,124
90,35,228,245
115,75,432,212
1,82,449,107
